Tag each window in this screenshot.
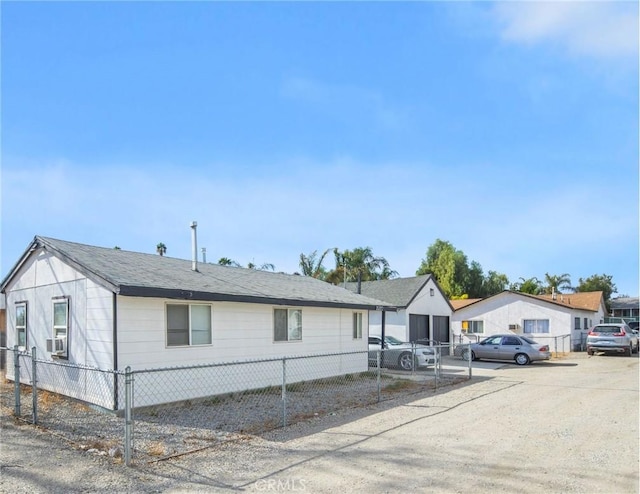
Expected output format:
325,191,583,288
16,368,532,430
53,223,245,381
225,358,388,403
166,304,212,346
584,318,588,330
502,336,521,346
274,308,302,342
574,317,581,330
523,319,550,334
353,312,363,339
16,303,27,348
463,320,484,333
53,299,69,340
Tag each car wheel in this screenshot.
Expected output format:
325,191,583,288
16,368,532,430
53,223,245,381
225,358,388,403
587,348,594,356
515,353,530,365
625,344,632,357
461,349,474,361
398,352,415,371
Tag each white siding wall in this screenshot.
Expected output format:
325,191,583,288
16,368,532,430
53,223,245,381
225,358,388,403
4,251,116,408
117,297,368,369
117,297,370,407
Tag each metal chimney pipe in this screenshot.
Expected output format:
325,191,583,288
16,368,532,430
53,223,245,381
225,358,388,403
190,221,198,272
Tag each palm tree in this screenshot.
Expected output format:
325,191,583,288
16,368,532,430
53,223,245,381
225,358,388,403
511,277,544,295
218,257,274,270
247,261,275,271
326,247,397,285
156,243,167,256
299,249,332,279
218,257,240,267
544,273,572,294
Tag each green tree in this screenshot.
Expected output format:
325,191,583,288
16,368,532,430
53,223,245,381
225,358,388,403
544,272,572,294
510,277,544,295
299,249,332,279
156,242,167,256
416,239,469,297
467,261,484,298
482,270,510,296
576,274,617,310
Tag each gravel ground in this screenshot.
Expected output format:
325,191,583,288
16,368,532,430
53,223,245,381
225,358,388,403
1,352,637,493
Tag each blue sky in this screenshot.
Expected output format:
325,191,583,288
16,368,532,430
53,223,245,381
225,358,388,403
2,2,638,296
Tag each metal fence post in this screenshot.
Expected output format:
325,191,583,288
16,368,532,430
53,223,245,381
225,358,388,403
282,357,287,428
376,350,381,403
31,347,38,425
434,345,440,391
13,346,20,417
411,342,416,374
124,366,133,466
467,341,472,379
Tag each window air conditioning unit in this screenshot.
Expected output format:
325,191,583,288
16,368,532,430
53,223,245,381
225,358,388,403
54,337,66,354
508,324,520,331
47,337,67,355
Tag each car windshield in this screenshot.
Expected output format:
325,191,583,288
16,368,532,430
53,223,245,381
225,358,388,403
384,336,404,345
520,336,537,344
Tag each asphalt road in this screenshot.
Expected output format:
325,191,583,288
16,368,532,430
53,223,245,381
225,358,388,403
1,352,638,493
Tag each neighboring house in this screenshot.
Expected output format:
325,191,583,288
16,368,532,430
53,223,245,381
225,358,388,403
451,290,607,351
609,297,639,321
1,236,388,409
345,275,453,344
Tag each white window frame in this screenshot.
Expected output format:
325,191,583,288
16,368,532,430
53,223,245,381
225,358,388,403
523,319,550,334
16,302,27,349
166,303,212,347
274,308,302,342
574,317,581,330
463,320,484,334
52,297,69,357
353,312,363,339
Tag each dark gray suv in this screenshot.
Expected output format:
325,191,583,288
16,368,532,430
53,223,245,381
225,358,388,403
586,323,639,356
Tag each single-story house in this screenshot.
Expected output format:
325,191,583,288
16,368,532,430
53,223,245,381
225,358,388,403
451,290,607,352
1,236,389,409
345,275,453,344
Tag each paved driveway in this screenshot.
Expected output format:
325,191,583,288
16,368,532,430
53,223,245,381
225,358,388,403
1,353,638,493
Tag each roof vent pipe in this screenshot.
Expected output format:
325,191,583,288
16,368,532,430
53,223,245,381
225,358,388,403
191,221,198,272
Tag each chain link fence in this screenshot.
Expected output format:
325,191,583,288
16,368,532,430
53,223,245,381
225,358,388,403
1,344,470,465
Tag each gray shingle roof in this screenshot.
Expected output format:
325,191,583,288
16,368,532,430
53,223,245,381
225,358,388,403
2,236,390,310
344,275,434,308
610,297,639,310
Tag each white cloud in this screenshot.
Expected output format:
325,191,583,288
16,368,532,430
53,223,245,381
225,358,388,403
492,2,639,60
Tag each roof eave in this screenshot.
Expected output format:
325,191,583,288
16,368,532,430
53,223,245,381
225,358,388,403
118,285,383,310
